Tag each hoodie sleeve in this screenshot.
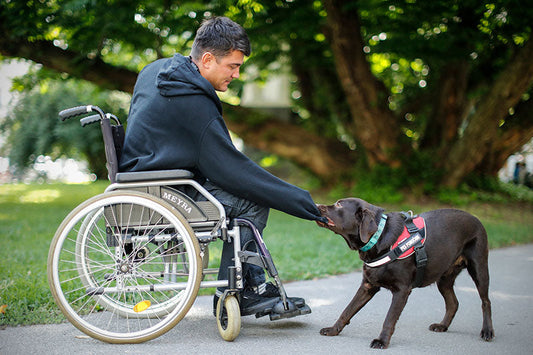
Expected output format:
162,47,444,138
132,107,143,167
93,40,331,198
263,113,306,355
197,118,323,221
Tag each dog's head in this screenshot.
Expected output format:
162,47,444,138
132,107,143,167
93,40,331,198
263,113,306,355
316,198,384,250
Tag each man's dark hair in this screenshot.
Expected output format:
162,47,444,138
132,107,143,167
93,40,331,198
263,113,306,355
190,17,251,60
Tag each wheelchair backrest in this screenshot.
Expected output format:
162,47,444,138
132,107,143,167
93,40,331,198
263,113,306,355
58,105,123,183
102,118,124,184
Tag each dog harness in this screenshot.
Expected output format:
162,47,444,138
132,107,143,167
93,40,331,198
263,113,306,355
364,213,428,288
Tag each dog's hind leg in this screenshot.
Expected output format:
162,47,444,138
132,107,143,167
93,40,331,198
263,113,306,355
320,281,380,337
464,234,495,341
430,257,466,332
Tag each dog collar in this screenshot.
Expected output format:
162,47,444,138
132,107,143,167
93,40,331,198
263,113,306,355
360,214,388,252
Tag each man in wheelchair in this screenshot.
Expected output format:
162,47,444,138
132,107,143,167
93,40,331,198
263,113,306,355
119,16,327,317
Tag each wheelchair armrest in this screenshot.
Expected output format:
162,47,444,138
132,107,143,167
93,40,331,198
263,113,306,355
115,169,194,183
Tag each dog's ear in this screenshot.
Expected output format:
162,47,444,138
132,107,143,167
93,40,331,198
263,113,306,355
358,208,378,244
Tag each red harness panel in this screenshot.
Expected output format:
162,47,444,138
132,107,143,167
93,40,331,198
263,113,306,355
390,216,426,259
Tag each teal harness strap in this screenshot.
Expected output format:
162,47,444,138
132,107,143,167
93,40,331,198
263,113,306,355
360,214,388,252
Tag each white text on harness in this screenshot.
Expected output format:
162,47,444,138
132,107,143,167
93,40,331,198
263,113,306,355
399,234,421,253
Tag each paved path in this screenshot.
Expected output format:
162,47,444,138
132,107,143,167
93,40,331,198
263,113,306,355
2,244,532,354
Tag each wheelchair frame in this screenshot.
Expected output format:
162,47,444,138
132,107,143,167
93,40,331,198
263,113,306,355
47,105,309,344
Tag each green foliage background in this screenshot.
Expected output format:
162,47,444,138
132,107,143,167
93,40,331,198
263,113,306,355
0,74,130,178
1,0,532,188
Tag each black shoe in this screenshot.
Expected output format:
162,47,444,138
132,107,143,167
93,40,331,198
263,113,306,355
239,291,280,316
248,282,306,305
253,282,281,298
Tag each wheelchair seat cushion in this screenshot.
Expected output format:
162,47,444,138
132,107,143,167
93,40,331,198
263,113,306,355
115,169,194,183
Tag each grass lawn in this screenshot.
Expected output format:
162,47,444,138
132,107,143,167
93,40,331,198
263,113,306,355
0,182,532,326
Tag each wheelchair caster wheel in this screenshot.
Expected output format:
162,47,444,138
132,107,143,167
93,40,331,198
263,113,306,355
216,295,241,341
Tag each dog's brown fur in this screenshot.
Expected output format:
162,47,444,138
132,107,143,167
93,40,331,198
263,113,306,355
316,198,494,349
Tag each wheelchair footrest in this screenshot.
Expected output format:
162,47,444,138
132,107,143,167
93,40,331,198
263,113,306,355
254,297,312,321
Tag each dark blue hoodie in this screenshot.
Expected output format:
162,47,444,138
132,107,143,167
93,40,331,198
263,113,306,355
120,54,323,221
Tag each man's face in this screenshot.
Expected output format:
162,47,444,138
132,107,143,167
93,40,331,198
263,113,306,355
199,50,244,92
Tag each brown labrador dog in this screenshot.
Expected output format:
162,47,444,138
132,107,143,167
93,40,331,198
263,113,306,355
316,198,494,349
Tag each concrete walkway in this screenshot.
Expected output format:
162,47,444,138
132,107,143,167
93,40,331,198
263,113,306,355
2,244,532,354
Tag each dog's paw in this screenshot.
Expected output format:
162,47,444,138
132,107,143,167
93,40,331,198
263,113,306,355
480,328,495,341
429,323,448,332
320,327,340,336
370,339,388,349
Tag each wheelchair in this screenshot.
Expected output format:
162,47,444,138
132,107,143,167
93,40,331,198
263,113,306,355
47,105,311,344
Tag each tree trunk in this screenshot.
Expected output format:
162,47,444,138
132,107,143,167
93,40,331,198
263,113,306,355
323,0,402,168
443,39,533,187
422,61,470,153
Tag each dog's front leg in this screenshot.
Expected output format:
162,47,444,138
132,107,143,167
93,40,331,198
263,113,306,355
370,287,411,349
320,281,380,336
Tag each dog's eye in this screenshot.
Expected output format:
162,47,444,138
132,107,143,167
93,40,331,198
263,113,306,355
335,201,342,208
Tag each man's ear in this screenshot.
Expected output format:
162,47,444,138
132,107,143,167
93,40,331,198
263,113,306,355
200,52,216,69
358,208,378,244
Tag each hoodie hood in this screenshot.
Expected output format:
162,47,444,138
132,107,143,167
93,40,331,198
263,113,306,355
156,54,222,113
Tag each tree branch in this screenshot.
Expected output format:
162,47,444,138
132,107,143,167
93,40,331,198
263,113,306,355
0,37,137,93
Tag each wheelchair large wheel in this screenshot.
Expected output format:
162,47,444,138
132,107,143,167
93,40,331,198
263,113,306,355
48,190,202,343
74,206,184,318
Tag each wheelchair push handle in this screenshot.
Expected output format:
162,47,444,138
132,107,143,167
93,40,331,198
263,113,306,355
59,105,121,126
59,105,104,121
80,114,101,127
80,113,121,127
